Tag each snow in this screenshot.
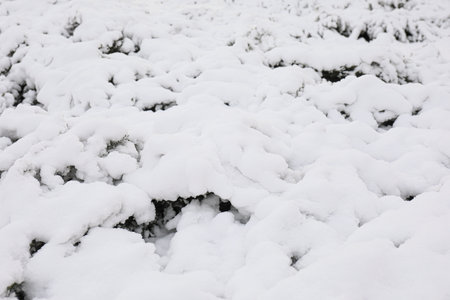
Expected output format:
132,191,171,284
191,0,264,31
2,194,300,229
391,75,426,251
1,0,450,299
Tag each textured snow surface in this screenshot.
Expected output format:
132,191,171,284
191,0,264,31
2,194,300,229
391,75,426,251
1,0,450,299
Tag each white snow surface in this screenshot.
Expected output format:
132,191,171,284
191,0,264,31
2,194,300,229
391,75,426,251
1,0,450,299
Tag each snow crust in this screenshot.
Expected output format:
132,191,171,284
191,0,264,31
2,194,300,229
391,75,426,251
1,0,450,299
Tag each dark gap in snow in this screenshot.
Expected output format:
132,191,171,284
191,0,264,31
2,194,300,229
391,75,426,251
374,109,399,130
114,195,212,241
268,59,418,84
56,165,83,183
187,71,202,79
290,34,303,42
321,66,356,83
402,23,426,43
412,107,422,116
357,28,371,42
379,0,410,10
370,61,381,68
395,28,408,41
64,16,81,38
354,70,365,77
356,19,425,43
393,30,404,42
7,48,17,58
134,72,145,81
287,87,304,98
108,75,116,86
29,98,43,108
268,59,285,69
338,109,350,120
392,238,408,248
72,228,90,247
290,254,299,266
100,32,141,56
142,101,176,112
245,43,254,52
124,32,142,53
133,140,144,164
333,28,351,38
227,39,235,46
114,193,248,241
114,216,142,234
398,74,420,84
29,239,46,257
160,84,175,92
404,27,414,40
31,168,44,186
102,36,125,55
325,18,351,38
112,175,123,186
150,194,211,237
357,219,364,227
5,282,27,300
24,168,46,186
106,135,129,153
11,80,37,107
403,194,416,201
0,60,12,76
289,249,309,270
6,41,27,58
12,82,27,106
268,61,394,83
377,116,398,130
337,103,351,120
133,42,141,53
391,2,405,9
219,199,232,212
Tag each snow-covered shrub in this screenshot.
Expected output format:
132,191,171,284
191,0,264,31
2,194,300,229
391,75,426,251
1,0,450,299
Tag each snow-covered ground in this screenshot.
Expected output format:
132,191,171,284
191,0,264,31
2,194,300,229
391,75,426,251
1,0,450,299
